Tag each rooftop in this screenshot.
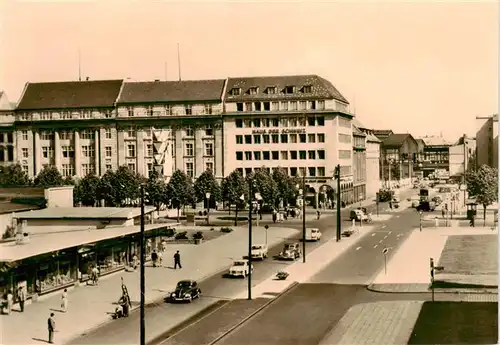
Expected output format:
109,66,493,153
0,202,40,215
13,206,156,220
382,133,413,148
118,79,226,104
225,75,349,103
420,136,452,147
0,223,171,262
16,79,124,110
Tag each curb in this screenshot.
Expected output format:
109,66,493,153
367,284,499,294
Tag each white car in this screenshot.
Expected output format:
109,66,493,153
305,228,322,241
228,259,254,278
250,244,268,260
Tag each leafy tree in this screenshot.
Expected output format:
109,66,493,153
193,170,221,205
221,170,247,226
165,170,195,222
466,164,498,225
246,168,278,206
34,165,64,188
74,173,101,206
97,166,141,207
145,170,167,214
272,167,299,209
0,164,30,187
63,175,75,186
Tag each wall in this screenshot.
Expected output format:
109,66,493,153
476,117,495,168
365,141,380,198
45,186,74,208
449,144,465,176
21,218,132,234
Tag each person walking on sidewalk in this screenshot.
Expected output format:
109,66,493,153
173,250,182,269
151,250,158,267
61,288,68,312
17,286,25,312
48,312,56,344
6,289,13,314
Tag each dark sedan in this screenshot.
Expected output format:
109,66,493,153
168,280,201,303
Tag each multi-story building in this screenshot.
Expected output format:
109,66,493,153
0,91,16,167
414,136,452,179
449,135,476,180
379,133,418,187
222,75,354,206
14,80,124,177
13,79,226,180
115,79,226,179
352,124,366,204
353,119,381,198
476,114,498,170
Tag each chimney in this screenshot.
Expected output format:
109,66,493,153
86,77,89,81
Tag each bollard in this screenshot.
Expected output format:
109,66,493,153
434,216,439,227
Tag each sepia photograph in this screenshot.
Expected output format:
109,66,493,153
0,1,498,344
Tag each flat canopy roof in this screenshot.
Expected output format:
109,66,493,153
13,206,156,220
0,223,176,262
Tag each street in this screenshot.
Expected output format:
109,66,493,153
67,189,418,345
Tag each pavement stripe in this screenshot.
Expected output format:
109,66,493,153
374,245,378,248
356,246,362,251
371,233,376,236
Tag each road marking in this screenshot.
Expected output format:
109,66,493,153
382,225,387,228
371,233,376,236
379,240,383,244
384,235,388,239
388,231,392,234
356,246,362,251
374,244,378,248
396,215,400,218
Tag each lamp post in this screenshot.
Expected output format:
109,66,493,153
205,192,211,225
264,224,269,246
301,173,306,263
139,184,146,345
247,181,255,300
388,159,394,190
334,165,341,242
419,210,423,232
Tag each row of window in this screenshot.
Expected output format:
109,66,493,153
235,116,325,128
126,104,216,117
236,133,326,145
235,166,327,178
229,85,312,96
236,150,326,161
18,110,113,121
235,100,326,112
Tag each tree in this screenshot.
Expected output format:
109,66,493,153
466,164,498,225
165,170,194,222
97,166,141,207
221,170,247,226
74,173,101,206
193,170,221,205
145,170,167,214
272,167,299,209
0,164,30,187
34,165,64,188
246,168,278,206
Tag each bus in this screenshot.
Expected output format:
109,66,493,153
418,187,436,211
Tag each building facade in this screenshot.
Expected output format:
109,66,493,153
379,133,418,187
352,125,366,204
354,119,381,198
476,114,498,170
449,135,476,179
414,136,452,179
222,75,354,206
0,91,16,167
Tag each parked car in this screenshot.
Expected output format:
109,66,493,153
278,243,301,260
169,280,201,302
228,259,254,278
250,244,268,260
410,196,420,208
305,228,322,241
417,201,436,212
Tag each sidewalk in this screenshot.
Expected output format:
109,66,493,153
1,225,298,345
233,224,377,299
368,226,498,294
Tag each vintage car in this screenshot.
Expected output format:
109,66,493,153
278,243,301,260
250,244,268,260
410,195,420,208
169,280,201,302
228,259,254,277
305,228,322,241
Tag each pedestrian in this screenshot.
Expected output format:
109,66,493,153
441,208,445,218
92,265,99,285
272,209,277,223
6,289,13,314
151,250,158,267
173,250,182,269
389,201,393,210
157,250,163,267
316,209,321,220
48,312,56,344
132,254,138,270
18,286,25,312
61,288,68,312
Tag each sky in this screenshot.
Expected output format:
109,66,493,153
1,0,498,142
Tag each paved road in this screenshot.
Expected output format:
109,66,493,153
67,194,403,345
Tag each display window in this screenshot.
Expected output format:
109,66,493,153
36,257,74,293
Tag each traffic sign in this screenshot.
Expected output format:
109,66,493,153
382,248,389,255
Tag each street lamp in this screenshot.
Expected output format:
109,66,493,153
205,192,211,225
334,165,341,242
419,210,423,232
264,224,269,246
388,158,394,189
247,180,256,300
139,184,146,345
297,170,306,263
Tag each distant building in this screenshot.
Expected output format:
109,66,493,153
380,133,418,186
415,136,453,179
0,91,15,167
353,119,381,199
449,135,476,180
476,114,498,170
